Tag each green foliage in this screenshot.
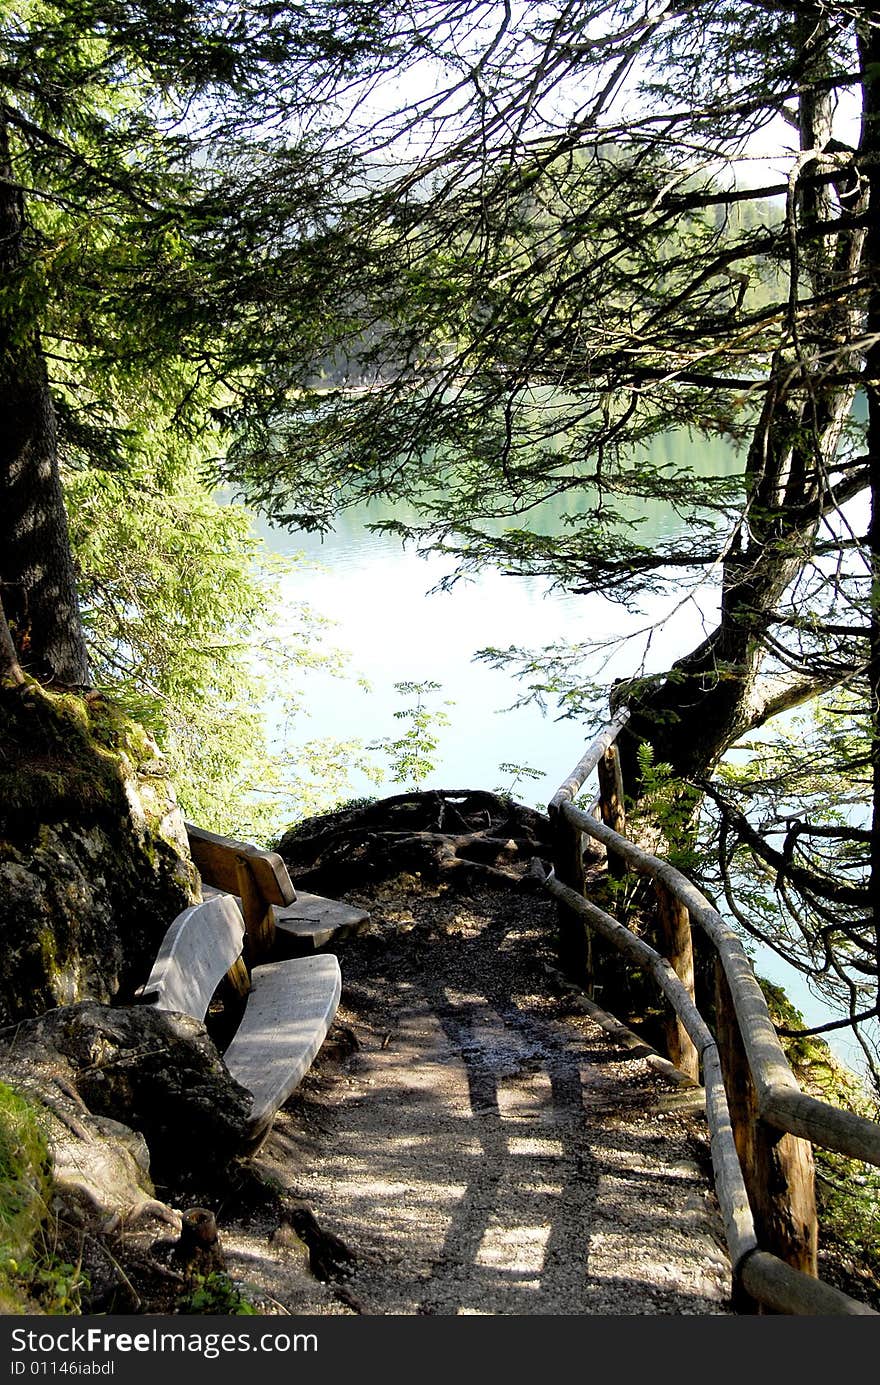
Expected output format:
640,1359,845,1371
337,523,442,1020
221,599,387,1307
759,980,880,1298
0,0,392,843
368,680,453,789
178,1271,258,1316
2,0,361,487
703,695,876,1082
0,1085,50,1268
816,1149,880,1303
332,795,379,813
0,1082,86,1314
64,465,365,841
496,761,543,800
715,697,871,840
629,743,701,871
271,738,384,838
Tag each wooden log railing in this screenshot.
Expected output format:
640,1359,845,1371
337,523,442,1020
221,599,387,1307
545,710,880,1316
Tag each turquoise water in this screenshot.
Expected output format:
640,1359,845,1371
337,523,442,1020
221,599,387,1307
253,426,741,806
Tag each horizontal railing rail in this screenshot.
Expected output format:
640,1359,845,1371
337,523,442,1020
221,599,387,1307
545,709,880,1316
563,804,880,1168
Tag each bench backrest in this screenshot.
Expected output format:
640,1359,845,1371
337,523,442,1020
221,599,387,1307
185,823,296,906
139,893,246,1021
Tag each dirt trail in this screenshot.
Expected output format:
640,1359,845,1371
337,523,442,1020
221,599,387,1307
226,878,734,1316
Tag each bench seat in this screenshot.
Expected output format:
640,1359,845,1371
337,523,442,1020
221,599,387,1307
273,893,370,951
138,894,341,1140
223,954,342,1137
138,893,245,1021
200,884,369,955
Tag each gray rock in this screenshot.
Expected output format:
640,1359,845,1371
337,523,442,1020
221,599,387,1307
0,1001,253,1176
0,1054,156,1234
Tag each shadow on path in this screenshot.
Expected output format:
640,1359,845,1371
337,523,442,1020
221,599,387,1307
266,884,733,1316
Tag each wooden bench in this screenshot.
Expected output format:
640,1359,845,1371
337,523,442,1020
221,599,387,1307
273,892,371,952
185,822,369,960
184,823,294,960
137,891,341,1142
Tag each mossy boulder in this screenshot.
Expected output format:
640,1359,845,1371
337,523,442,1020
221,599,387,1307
0,682,199,1025
0,1002,254,1313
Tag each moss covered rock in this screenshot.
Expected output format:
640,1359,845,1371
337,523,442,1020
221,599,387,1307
0,682,199,1025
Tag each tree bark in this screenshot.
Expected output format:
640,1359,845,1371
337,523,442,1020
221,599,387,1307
0,113,90,687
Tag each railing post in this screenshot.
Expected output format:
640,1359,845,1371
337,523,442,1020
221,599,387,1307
653,882,699,1081
597,744,627,880
546,708,630,999
548,802,592,988
714,959,818,1306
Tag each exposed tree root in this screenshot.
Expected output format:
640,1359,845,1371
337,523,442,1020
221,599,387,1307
277,789,553,893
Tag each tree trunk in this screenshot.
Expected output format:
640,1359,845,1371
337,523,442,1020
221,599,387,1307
616,11,863,790
858,14,880,1005
617,383,852,784
0,113,90,687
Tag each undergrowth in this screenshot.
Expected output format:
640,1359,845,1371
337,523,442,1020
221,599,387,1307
0,1082,87,1313
178,1272,259,1315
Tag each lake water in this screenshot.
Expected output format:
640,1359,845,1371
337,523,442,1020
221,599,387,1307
249,430,867,1075
255,427,740,807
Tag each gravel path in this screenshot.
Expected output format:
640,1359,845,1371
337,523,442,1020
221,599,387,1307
236,878,734,1316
